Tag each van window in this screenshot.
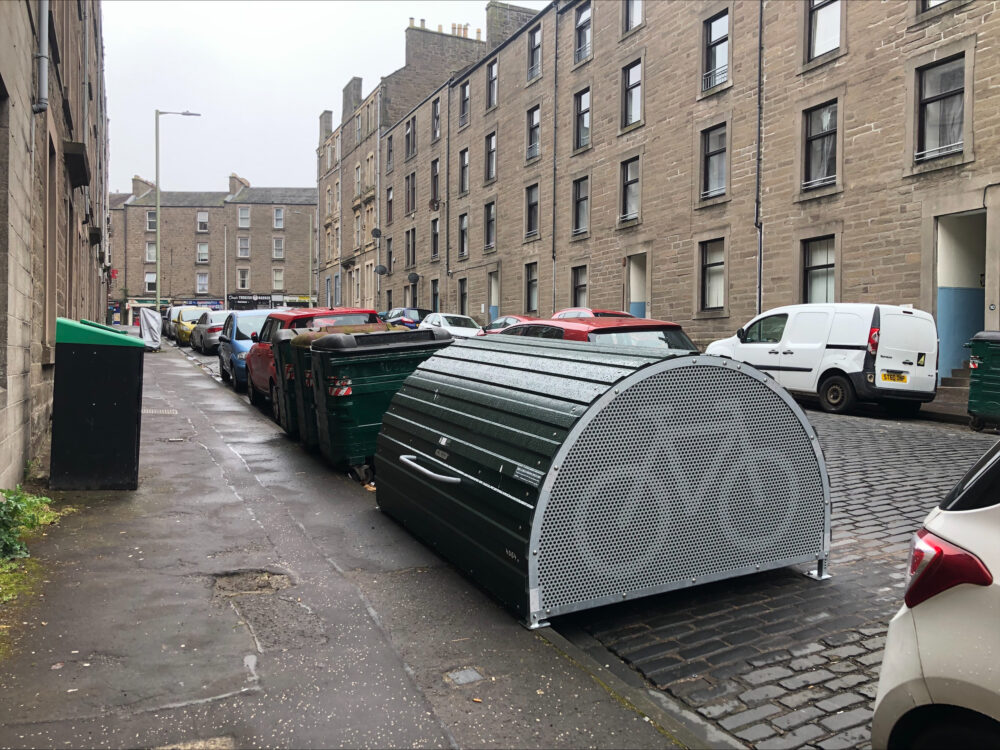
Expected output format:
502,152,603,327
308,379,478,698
786,312,830,344
744,314,788,344
940,442,1000,511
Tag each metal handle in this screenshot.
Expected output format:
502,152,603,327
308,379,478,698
768,349,780,355
902,360,914,366
782,350,793,355
399,454,461,484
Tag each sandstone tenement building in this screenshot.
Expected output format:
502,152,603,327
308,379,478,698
0,0,110,485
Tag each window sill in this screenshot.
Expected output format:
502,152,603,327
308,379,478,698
196,229,209,234
485,104,498,116
523,233,541,245
697,79,732,101
526,73,543,88
483,176,497,188
903,149,974,178
484,245,497,254
456,253,469,262
144,259,156,264
404,152,418,163
525,154,541,167
617,217,641,230
695,193,730,210
195,261,210,265
570,230,590,242
272,257,285,262
572,54,593,72
909,0,974,28
693,308,730,321
429,255,440,264
458,190,469,199
571,143,592,157
618,120,645,137
798,47,846,76
619,21,646,42
794,182,842,203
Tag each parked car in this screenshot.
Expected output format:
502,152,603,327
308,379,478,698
501,317,698,352
173,307,206,346
219,309,280,393
706,303,938,415
478,314,537,335
161,305,175,336
418,312,482,338
384,307,432,329
245,308,384,408
872,442,1000,749
190,310,230,354
552,307,635,319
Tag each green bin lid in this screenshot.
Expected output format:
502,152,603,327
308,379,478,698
56,317,146,348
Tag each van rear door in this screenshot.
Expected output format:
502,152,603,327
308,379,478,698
876,309,937,394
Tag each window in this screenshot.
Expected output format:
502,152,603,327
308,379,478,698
335,181,340,211
197,211,209,232
273,237,284,259
326,144,332,171
484,202,496,249
273,268,284,291
386,237,394,271
336,224,341,252
572,177,589,235
237,268,250,290
431,279,440,312
572,266,588,307
525,184,540,237
431,219,440,259
431,159,440,202
525,262,539,312
325,188,332,216
526,106,541,159
808,0,840,61
405,227,416,267
458,213,469,257
804,101,837,189
704,11,729,91
432,98,441,140
386,135,394,170
146,210,157,231
238,236,250,258
487,59,499,108
355,165,361,196
624,0,642,32
197,272,209,294
144,272,156,293
196,242,209,263
145,241,156,262
405,116,417,158
385,289,392,310
622,61,642,127
701,124,727,199
355,114,361,144
386,187,393,223
459,278,469,315
459,149,470,193
700,239,725,310
527,25,542,80
803,236,835,302
574,89,591,150
405,172,416,213
273,207,284,229
460,82,471,127
744,314,788,344
621,158,640,221
238,206,250,228
917,56,964,161
575,3,592,63
485,132,497,181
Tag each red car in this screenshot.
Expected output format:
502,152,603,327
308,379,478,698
477,314,538,335
500,317,698,352
245,308,384,407
552,307,635,319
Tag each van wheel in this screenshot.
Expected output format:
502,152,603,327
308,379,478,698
819,375,855,414
884,400,921,418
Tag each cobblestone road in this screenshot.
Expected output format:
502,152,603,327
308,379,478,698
563,409,998,749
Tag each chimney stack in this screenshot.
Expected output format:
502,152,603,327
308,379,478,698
451,22,456,35
464,23,470,37
409,16,414,26
438,23,443,32
420,18,425,28
476,28,482,41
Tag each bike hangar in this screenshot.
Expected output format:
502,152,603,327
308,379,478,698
376,336,831,628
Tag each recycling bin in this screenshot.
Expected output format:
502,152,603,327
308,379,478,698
291,330,333,451
375,336,831,628
50,317,146,490
311,328,452,479
271,330,301,439
967,331,1000,431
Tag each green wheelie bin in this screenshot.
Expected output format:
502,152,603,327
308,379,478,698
271,329,301,438
967,331,1000,431
310,328,452,480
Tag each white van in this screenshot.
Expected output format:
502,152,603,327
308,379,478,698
706,303,937,415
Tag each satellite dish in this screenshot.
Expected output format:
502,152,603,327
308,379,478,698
428,198,440,212
407,272,420,283
371,227,382,238
374,264,388,275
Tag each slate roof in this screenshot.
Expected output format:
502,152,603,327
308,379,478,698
227,187,318,205
109,193,132,209
129,191,229,207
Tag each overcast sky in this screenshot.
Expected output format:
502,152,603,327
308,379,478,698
103,1,547,194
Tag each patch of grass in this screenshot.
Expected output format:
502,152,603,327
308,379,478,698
0,557,42,604
0,485,69,558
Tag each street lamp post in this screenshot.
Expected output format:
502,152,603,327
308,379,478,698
291,209,316,307
155,109,201,312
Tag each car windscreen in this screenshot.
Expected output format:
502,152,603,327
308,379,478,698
405,309,430,321
443,316,478,328
235,314,268,340
588,327,698,350
210,311,229,324
940,441,1000,511
312,313,381,327
180,309,204,322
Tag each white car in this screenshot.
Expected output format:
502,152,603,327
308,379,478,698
418,312,482,338
872,443,1000,749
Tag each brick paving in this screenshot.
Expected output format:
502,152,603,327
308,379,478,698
563,409,998,749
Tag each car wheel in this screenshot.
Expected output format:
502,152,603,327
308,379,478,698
219,355,231,383
270,383,281,425
234,373,247,394
818,374,855,414
970,415,986,432
883,400,921,418
247,370,261,406
905,715,1000,750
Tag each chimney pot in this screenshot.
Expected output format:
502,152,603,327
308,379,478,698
438,23,443,32
464,23,470,37
476,28,482,41
420,18,425,28
409,17,414,26
451,22,456,35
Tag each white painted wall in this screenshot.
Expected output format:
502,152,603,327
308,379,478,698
937,212,986,288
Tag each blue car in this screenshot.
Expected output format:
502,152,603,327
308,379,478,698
218,309,281,392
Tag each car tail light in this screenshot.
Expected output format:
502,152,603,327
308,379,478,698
327,377,353,397
476,329,486,336
401,317,413,325
867,326,880,356
904,528,993,608
208,326,223,333
283,363,295,381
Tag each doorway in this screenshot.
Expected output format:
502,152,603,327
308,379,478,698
936,210,986,380
487,271,499,322
627,254,647,318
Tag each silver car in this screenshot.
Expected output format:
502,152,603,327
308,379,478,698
190,310,230,354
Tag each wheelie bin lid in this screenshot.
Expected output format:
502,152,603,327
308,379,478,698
312,328,452,354
56,317,145,348
970,331,1000,342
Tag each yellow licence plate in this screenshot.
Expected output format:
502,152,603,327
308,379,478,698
881,372,907,383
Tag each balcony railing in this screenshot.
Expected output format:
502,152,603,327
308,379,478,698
915,141,963,162
700,186,725,200
527,62,541,81
459,110,469,128
574,41,591,63
802,174,837,190
702,64,728,92
526,142,540,160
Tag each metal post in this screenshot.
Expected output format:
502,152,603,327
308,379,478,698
155,110,161,311
309,211,314,307
223,223,228,307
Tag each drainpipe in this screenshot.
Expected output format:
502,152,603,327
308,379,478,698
550,8,560,315
754,0,765,316
375,87,382,308
33,0,49,114
445,81,453,302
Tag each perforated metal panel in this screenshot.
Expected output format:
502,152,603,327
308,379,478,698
529,358,828,623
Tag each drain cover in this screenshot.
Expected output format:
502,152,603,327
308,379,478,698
446,668,484,686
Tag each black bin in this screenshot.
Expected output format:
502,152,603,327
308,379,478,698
50,318,146,490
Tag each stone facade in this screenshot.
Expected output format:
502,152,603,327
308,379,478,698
109,175,317,321
0,0,110,485
320,0,1000,383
